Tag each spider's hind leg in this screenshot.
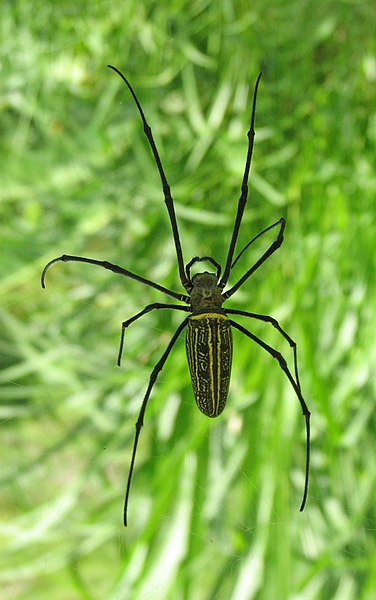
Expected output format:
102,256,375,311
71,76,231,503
229,319,310,512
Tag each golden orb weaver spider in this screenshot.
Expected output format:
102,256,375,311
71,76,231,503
42,65,311,526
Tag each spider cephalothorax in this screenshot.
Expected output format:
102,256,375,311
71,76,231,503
190,272,224,313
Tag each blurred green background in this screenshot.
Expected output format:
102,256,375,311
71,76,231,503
1,1,375,598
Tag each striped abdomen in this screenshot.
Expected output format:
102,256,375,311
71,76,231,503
186,313,232,418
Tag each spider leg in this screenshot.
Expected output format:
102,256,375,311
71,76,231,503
117,302,190,366
222,217,285,300
41,254,189,303
220,73,262,288
231,218,285,269
108,65,191,292
225,308,301,390
123,317,189,526
229,319,310,512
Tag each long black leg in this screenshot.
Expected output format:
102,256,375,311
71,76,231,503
231,218,285,269
108,65,191,293
219,73,262,289
123,317,189,526
225,308,301,391
41,254,190,303
222,217,285,301
229,319,310,512
117,303,190,366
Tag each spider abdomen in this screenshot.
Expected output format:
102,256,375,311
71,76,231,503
186,313,232,417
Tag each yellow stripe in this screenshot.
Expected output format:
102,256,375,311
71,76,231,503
190,313,228,321
216,319,221,416
207,317,214,416
194,326,200,396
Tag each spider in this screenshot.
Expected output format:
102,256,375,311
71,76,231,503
42,65,311,526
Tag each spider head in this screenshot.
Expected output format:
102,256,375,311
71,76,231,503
190,272,223,313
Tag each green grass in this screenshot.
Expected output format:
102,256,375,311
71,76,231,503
1,1,376,599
